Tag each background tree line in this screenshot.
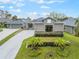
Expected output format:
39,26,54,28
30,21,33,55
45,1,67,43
5,11,18,20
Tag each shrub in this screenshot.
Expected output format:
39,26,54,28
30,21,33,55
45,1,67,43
75,25,79,37
75,19,79,37
0,23,5,28
55,38,70,50
27,37,43,50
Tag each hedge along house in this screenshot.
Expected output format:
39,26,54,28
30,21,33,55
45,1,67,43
32,17,64,36
5,17,34,29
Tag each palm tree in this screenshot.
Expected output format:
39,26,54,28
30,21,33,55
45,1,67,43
5,11,12,19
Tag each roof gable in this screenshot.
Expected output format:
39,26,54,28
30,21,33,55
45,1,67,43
43,17,56,22
32,17,56,22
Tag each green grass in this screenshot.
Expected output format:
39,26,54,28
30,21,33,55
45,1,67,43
16,33,79,59
0,29,22,46
0,28,3,32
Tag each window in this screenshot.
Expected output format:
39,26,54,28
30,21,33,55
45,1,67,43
45,25,53,32
47,19,51,23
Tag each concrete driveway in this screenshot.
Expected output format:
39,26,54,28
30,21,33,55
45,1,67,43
0,29,18,41
0,30,34,59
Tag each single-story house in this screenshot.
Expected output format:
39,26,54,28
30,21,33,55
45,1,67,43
32,17,64,36
5,20,26,29
0,18,11,28
0,18,10,23
63,17,76,34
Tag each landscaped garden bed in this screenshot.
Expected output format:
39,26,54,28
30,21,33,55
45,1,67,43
16,33,79,59
27,39,70,48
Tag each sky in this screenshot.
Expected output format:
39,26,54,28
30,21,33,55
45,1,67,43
0,0,79,19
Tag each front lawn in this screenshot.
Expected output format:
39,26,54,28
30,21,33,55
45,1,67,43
0,28,3,32
16,33,79,59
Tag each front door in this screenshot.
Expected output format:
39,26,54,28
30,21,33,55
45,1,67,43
28,23,33,30
45,25,53,32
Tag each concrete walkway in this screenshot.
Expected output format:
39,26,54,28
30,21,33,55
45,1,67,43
0,29,18,41
0,30,34,59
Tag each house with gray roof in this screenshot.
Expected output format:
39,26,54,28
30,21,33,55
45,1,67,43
5,20,25,29
2,17,64,36
64,17,76,34
32,17,64,36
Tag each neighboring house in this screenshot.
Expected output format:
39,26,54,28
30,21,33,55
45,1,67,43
0,18,9,23
64,17,76,34
8,18,32,29
5,20,26,29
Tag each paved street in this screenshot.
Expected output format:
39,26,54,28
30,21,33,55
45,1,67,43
0,30,34,59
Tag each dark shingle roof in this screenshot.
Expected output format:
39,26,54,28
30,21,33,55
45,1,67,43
32,17,44,22
63,17,76,27
6,20,25,24
32,17,56,22
0,18,11,22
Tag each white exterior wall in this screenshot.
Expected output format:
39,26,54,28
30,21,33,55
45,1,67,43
26,23,28,29
64,26,75,34
6,24,23,28
34,23,45,31
53,23,64,32
44,19,54,23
